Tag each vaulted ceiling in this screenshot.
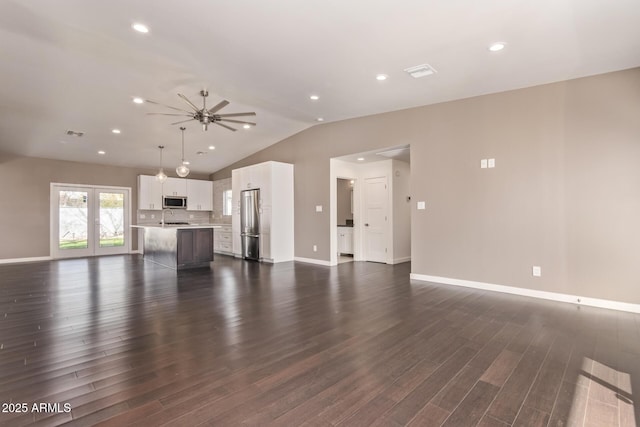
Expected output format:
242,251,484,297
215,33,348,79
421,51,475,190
1,0,639,173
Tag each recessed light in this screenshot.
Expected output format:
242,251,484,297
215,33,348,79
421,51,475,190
316,118,324,122
309,95,319,101
98,150,106,155
133,97,144,104
132,23,149,33
376,74,388,81
488,42,506,52
243,124,251,129
112,129,121,134
208,145,216,150
357,157,365,161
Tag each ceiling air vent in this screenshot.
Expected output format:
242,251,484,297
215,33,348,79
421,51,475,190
66,130,84,137
404,64,437,78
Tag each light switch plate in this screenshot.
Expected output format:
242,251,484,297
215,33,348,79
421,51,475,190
315,205,323,212
532,266,542,277
488,158,496,168
417,201,426,210
481,159,488,169
140,214,146,219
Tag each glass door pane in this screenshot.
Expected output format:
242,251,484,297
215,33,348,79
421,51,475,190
95,190,129,255
98,192,124,247
59,190,89,250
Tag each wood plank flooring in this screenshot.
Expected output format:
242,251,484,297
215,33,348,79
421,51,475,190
0,255,638,426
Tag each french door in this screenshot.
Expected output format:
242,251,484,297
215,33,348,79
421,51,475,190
50,184,131,259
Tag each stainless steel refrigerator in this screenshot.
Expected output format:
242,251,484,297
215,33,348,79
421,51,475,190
240,189,260,260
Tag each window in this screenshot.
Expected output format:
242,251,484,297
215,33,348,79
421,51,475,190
223,189,232,216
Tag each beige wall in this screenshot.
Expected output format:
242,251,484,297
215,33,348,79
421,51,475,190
213,68,640,304
0,153,208,259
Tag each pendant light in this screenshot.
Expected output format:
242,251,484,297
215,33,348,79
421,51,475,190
155,145,167,183
176,126,190,178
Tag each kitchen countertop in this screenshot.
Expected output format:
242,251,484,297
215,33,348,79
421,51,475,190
131,224,222,230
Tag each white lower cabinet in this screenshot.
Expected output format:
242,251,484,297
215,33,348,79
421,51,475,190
213,225,233,255
337,227,354,255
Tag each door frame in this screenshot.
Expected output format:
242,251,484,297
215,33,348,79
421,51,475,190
50,183,132,259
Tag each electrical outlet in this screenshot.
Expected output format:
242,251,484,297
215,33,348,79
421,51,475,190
488,158,496,168
315,205,323,212
139,214,146,219
189,214,194,219
417,201,426,210
481,159,488,169
151,214,155,219
313,245,317,252
532,266,542,277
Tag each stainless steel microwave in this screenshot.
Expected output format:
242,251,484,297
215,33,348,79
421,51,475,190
163,196,187,209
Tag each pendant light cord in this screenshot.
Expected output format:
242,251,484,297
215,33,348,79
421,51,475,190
180,127,186,163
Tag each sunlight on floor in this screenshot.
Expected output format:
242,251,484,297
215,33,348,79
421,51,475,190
571,358,636,427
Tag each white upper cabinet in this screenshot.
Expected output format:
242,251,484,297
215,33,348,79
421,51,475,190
138,175,163,210
138,175,212,212
187,179,213,211
163,177,187,197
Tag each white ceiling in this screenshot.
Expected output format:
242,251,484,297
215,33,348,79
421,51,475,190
1,0,639,174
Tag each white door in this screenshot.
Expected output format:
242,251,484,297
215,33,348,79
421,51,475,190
51,185,130,259
363,177,387,263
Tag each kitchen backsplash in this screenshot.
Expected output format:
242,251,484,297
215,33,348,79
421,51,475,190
137,210,211,225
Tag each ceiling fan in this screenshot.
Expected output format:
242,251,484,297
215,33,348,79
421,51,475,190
145,90,256,131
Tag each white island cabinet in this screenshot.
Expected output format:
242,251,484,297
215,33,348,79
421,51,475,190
231,161,293,263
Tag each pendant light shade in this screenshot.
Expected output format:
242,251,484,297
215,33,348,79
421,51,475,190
176,127,190,178
155,145,168,183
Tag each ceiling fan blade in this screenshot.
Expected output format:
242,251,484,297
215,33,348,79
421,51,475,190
216,112,256,118
146,113,193,117
145,99,193,113
208,100,229,114
218,119,257,126
170,118,196,125
214,122,237,132
177,93,201,112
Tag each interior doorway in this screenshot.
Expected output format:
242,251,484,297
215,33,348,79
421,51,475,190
50,184,131,259
330,144,411,267
336,178,355,263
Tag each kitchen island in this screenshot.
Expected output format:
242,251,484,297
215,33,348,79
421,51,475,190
132,224,221,270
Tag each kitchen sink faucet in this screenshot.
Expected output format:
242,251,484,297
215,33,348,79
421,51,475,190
161,209,173,225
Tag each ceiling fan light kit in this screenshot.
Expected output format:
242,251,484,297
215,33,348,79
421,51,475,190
175,127,190,178
146,90,256,132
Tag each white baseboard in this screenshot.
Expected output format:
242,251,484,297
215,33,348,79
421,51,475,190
130,249,143,254
392,256,411,265
410,273,640,314
295,257,333,266
0,256,53,265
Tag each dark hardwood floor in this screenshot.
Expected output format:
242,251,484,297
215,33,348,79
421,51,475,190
0,255,638,426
